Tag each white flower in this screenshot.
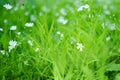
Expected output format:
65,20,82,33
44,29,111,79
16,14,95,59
35,48,39,52
60,8,67,16
76,43,84,51
10,25,17,30
42,6,50,12
57,16,68,24
25,22,34,27
17,32,21,35
77,4,90,12
3,4,12,10
0,50,5,55
8,40,17,52
28,40,33,46
56,31,64,40
30,15,36,21
56,31,61,35
0,28,3,31
106,36,111,41
25,12,29,16
84,4,89,9
4,19,7,23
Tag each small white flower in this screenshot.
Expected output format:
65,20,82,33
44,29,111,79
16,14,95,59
76,43,84,51
106,36,111,41
25,12,29,16
8,40,17,52
17,32,21,35
28,40,33,46
25,22,34,27
0,28,3,31
4,19,7,23
3,4,12,10
38,12,43,16
77,4,90,12
60,8,67,16
60,33,64,38
57,16,68,24
84,4,89,9
0,50,5,55
35,48,39,52
30,15,36,21
42,6,50,12
56,31,61,35
10,25,17,30
108,23,116,31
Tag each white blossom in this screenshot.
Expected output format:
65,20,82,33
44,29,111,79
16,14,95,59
3,4,12,10
57,16,68,24
77,4,90,12
10,25,17,30
0,50,5,55
106,36,111,41
56,31,61,35
76,43,84,51
0,28,3,31
60,8,67,16
17,32,21,35
28,40,33,46
30,15,36,21
35,48,39,52
8,40,17,52
25,22,34,27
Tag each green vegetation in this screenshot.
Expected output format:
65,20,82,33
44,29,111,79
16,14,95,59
0,0,120,80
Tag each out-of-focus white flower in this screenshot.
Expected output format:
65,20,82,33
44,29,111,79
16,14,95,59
25,22,34,27
106,36,111,41
8,40,17,52
10,25,17,30
56,31,61,35
20,6,25,10
0,28,3,31
77,4,90,12
3,4,12,10
42,6,50,12
60,8,67,16
28,40,33,46
106,21,116,30
25,12,29,16
56,31,64,40
57,16,68,24
17,32,21,35
4,19,8,23
38,12,43,16
0,50,5,55
108,23,116,31
30,15,36,21
35,48,39,52
76,43,84,51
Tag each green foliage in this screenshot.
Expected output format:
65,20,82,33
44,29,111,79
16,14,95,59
0,0,120,80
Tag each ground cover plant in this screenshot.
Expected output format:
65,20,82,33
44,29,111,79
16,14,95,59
0,0,120,80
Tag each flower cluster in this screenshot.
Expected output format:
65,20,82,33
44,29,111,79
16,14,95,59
3,4,12,10
8,40,17,52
